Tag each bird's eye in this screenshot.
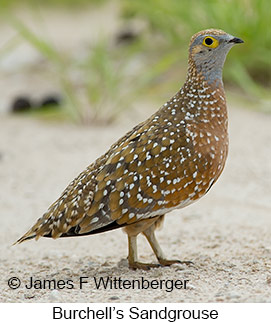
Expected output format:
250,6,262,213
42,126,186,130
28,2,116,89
205,38,213,45
202,36,219,48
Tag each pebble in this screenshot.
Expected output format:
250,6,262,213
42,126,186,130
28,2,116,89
39,95,61,108
187,284,196,290
11,96,32,113
49,289,61,302
226,293,241,300
117,258,128,268
24,293,35,300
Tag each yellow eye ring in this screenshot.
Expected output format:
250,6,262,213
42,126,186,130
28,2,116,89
202,36,219,48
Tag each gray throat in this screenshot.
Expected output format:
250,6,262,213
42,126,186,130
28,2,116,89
195,51,229,86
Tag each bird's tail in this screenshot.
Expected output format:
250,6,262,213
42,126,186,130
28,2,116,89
13,234,36,245
13,200,60,245
13,227,38,245
13,214,49,245
12,230,36,246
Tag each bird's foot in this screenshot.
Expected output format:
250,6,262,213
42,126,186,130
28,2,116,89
158,258,194,267
128,261,161,270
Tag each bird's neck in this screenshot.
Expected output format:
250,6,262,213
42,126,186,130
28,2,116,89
183,62,226,99
179,66,228,132
187,55,226,87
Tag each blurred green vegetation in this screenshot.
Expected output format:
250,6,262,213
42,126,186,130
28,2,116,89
1,0,270,123
1,0,106,9
10,18,148,123
121,0,271,96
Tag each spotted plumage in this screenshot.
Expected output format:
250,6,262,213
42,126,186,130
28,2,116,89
15,29,243,270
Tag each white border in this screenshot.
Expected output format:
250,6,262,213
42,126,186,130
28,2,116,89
1,303,270,322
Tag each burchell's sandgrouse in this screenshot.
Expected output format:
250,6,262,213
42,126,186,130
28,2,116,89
15,29,243,270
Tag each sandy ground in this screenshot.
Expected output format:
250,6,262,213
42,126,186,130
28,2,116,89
1,104,271,303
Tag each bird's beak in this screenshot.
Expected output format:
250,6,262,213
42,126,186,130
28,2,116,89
228,37,244,44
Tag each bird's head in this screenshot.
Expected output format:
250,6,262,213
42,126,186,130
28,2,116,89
188,29,244,85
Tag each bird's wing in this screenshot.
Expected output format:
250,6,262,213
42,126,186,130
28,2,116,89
15,105,196,243
15,121,145,243
75,107,196,235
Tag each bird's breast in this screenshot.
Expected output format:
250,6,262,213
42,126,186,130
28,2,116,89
154,85,229,210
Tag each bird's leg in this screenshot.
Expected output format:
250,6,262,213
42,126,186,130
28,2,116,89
127,234,161,270
143,224,193,266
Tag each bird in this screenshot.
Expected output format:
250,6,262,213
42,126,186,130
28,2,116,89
15,29,243,270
